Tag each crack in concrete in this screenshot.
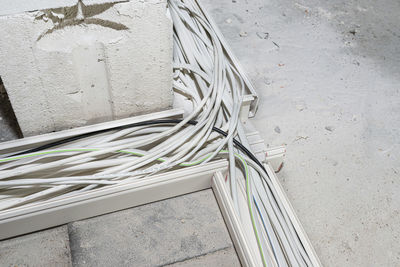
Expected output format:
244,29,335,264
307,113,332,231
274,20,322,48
158,245,235,267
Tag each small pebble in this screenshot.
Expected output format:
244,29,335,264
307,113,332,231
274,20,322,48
225,18,232,24
296,104,305,111
239,31,248,37
325,126,334,132
274,126,281,133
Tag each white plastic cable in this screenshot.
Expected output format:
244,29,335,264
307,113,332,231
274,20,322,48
0,0,315,265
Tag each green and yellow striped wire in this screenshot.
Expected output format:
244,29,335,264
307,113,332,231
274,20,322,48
0,148,267,266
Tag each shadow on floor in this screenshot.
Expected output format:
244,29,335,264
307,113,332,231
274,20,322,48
0,76,22,141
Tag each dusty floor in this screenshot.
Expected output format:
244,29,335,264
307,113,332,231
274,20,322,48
0,0,399,266
202,0,400,265
0,190,240,266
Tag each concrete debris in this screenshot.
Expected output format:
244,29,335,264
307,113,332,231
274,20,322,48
325,126,334,132
256,32,269,39
296,104,305,111
272,41,280,48
239,31,248,37
294,135,309,142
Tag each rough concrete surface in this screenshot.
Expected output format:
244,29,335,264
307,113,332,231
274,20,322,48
68,189,239,266
0,226,72,266
0,190,239,266
201,0,400,265
0,0,173,136
165,247,240,267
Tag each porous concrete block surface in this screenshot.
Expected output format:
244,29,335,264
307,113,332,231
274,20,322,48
68,189,238,266
0,226,72,266
0,0,173,137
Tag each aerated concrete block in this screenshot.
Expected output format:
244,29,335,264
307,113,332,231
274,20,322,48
0,0,173,136
68,189,239,266
0,226,72,266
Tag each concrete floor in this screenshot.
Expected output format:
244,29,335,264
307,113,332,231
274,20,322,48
1,0,400,266
201,0,400,265
0,190,240,266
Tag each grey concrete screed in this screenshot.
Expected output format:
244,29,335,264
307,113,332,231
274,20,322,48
201,0,400,265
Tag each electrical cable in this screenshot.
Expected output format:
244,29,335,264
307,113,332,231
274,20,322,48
6,120,267,173
0,0,316,265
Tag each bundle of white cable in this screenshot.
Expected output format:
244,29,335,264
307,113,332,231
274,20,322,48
0,0,314,265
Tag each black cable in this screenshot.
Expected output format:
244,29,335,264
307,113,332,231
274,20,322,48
8,119,267,174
